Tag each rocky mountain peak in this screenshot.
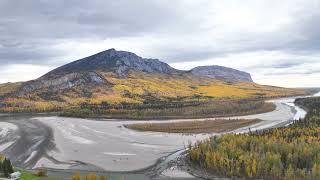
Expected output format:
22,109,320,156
44,48,178,78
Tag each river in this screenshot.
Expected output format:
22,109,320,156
0,93,318,180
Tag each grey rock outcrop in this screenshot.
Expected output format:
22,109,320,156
14,72,107,96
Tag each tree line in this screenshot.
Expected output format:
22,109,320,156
62,98,274,120
0,155,14,177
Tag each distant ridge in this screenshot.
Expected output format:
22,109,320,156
191,65,253,82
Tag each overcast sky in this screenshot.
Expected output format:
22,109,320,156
0,0,319,87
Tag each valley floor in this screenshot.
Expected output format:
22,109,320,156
0,94,313,179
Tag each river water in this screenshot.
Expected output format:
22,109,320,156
0,93,319,180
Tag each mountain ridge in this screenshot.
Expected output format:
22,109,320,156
190,65,253,82
9,48,254,96
42,48,252,81
43,48,181,78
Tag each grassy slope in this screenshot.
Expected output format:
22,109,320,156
0,71,306,114
103,71,304,100
126,119,262,133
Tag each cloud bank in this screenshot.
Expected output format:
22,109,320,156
0,0,319,87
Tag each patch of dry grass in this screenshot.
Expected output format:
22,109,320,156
126,119,261,133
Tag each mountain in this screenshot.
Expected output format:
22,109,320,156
0,49,306,113
14,49,181,96
191,65,253,82
12,49,252,96
44,48,179,78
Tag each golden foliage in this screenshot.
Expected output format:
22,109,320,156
71,173,116,180
72,172,81,180
0,70,306,113
86,173,97,180
105,71,305,99
1,97,61,112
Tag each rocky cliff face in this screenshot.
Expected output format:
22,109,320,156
15,72,108,96
190,65,253,82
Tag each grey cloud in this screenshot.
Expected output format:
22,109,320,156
261,69,320,76
0,0,182,64
0,0,319,87
247,60,311,70
269,62,304,69
0,0,180,39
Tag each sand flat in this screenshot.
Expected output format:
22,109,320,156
33,96,304,171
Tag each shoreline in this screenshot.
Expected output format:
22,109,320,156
0,91,313,122
0,103,276,122
1,92,311,121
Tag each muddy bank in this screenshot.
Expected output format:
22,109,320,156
0,116,55,169
34,116,213,172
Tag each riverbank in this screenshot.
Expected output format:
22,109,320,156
61,98,276,120
2,92,315,121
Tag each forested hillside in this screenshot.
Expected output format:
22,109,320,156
0,71,305,119
188,96,320,179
